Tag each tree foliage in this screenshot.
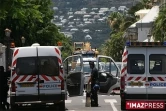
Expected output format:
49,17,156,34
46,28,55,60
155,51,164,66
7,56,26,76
108,12,123,32
0,0,72,59
102,32,125,61
152,7,166,41
101,1,152,61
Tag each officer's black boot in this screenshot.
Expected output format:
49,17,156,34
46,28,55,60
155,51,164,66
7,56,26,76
93,91,98,107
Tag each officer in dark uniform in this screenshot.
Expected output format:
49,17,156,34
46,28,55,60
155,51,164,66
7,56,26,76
0,66,3,110
88,61,99,107
0,66,9,110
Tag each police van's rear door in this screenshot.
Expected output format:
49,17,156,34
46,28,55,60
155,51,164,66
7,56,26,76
96,55,120,94
147,47,166,98
15,48,38,99
126,47,147,95
37,47,62,98
63,55,84,96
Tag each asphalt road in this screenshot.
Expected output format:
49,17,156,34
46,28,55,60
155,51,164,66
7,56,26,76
66,91,121,111
6,91,121,111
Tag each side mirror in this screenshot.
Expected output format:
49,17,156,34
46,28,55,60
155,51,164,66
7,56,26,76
60,65,63,69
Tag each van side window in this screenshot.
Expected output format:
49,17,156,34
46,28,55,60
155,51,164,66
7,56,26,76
39,57,59,76
127,54,145,74
149,54,166,74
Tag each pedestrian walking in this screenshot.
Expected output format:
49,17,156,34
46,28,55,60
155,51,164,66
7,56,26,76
88,61,99,107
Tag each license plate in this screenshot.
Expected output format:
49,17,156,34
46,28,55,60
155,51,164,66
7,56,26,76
126,101,165,109
128,81,143,87
20,84,34,87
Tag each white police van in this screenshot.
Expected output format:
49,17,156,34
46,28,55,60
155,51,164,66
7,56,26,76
120,42,166,110
10,43,66,110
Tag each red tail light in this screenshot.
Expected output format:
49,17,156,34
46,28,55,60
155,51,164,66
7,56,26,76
61,80,64,90
120,76,125,90
11,82,16,92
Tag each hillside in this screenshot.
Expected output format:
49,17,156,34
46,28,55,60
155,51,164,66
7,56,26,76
52,0,139,48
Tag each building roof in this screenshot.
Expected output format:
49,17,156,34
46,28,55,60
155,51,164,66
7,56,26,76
136,6,159,28
135,9,150,19
135,9,150,16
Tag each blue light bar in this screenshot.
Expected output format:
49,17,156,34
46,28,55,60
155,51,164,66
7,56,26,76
163,41,166,46
126,42,166,47
126,41,131,46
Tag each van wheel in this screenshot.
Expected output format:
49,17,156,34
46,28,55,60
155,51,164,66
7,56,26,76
121,100,126,110
11,104,18,111
58,101,65,111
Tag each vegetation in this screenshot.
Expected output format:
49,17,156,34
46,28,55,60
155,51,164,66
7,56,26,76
152,6,166,42
0,0,72,59
101,32,125,62
100,0,153,61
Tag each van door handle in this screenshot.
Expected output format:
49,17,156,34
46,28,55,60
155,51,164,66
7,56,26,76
148,77,152,81
39,80,44,83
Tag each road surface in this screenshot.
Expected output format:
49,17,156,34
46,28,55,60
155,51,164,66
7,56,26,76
7,91,121,111
66,91,121,111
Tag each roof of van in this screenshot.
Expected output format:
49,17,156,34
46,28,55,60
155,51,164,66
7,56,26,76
12,45,61,50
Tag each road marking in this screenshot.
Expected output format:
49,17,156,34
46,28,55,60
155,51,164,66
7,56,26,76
82,99,85,103
65,100,72,103
104,99,118,111
83,92,86,96
101,95,106,96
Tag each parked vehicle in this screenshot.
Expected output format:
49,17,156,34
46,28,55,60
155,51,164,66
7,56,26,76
121,42,166,110
98,59,121,93
10,43,66,110
63,55,121,96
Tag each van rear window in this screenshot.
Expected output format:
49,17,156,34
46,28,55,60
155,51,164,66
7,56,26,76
39,57,59,76
16,57,36,75
149,54,166,74
16,56,59,76
127,54,145,74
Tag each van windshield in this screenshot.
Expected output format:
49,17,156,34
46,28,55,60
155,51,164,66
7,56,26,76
83,64,91,73
16,56,59,76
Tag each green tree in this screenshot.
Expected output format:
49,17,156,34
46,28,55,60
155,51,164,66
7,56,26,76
152,7,166,41
108,12,123,32
101,32,125,62
102,1,150,61
0,0,43,45
0,0,72,57
61,37,73,59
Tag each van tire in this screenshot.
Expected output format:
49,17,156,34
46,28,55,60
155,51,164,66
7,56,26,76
59,101,65,111
121,100,126,110
11,104,18,111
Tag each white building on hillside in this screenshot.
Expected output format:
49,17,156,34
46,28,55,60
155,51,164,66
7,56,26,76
125,6,159,42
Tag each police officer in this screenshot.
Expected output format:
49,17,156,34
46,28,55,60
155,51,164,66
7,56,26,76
0,66,9,110
0,66,4,110
88,61,99,107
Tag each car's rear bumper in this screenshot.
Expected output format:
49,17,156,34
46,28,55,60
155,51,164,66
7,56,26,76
10,93,65,104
